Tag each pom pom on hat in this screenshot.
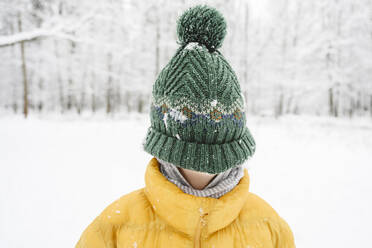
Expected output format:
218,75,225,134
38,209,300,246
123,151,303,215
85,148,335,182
176,5,227,51
143,5,256,174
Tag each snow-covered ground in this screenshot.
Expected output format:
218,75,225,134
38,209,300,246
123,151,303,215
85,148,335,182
0,114,371,248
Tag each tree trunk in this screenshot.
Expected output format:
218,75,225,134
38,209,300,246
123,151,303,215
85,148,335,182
243,2,249,85
10,22,18,113
275,91,284,118
155,14,161,77
334,87,339,117
54,40,65,113
329,87,334,116
106,53,113,114
18,13,28,118
91,72,96,113
138,94,144,113
67,41,76,111
286,94,293,114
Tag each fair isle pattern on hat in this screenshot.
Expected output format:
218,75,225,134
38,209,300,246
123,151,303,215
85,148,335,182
143,5,256,174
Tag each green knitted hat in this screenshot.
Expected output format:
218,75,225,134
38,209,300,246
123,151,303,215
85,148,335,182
143,5,256,174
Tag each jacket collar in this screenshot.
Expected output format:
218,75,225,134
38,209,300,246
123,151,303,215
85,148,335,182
144,157,250,237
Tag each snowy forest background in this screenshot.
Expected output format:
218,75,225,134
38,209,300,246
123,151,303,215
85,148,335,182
1,1,372,248
1,0,372,118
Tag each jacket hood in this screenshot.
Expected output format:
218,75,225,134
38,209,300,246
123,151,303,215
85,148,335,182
144,157,250,238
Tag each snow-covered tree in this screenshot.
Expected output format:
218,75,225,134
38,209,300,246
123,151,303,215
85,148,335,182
0,0,371,117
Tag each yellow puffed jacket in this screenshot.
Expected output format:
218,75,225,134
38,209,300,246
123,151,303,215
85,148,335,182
75,158,295,248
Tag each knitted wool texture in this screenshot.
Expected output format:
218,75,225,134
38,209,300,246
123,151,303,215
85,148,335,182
157,157,244,199
143,5,256,174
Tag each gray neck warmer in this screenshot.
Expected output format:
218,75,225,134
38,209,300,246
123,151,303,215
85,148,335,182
156,157,244,199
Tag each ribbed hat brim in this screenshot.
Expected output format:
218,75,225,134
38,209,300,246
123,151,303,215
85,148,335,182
143,126,256,174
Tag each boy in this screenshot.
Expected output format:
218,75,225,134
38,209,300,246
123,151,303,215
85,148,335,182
76,5,295,248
